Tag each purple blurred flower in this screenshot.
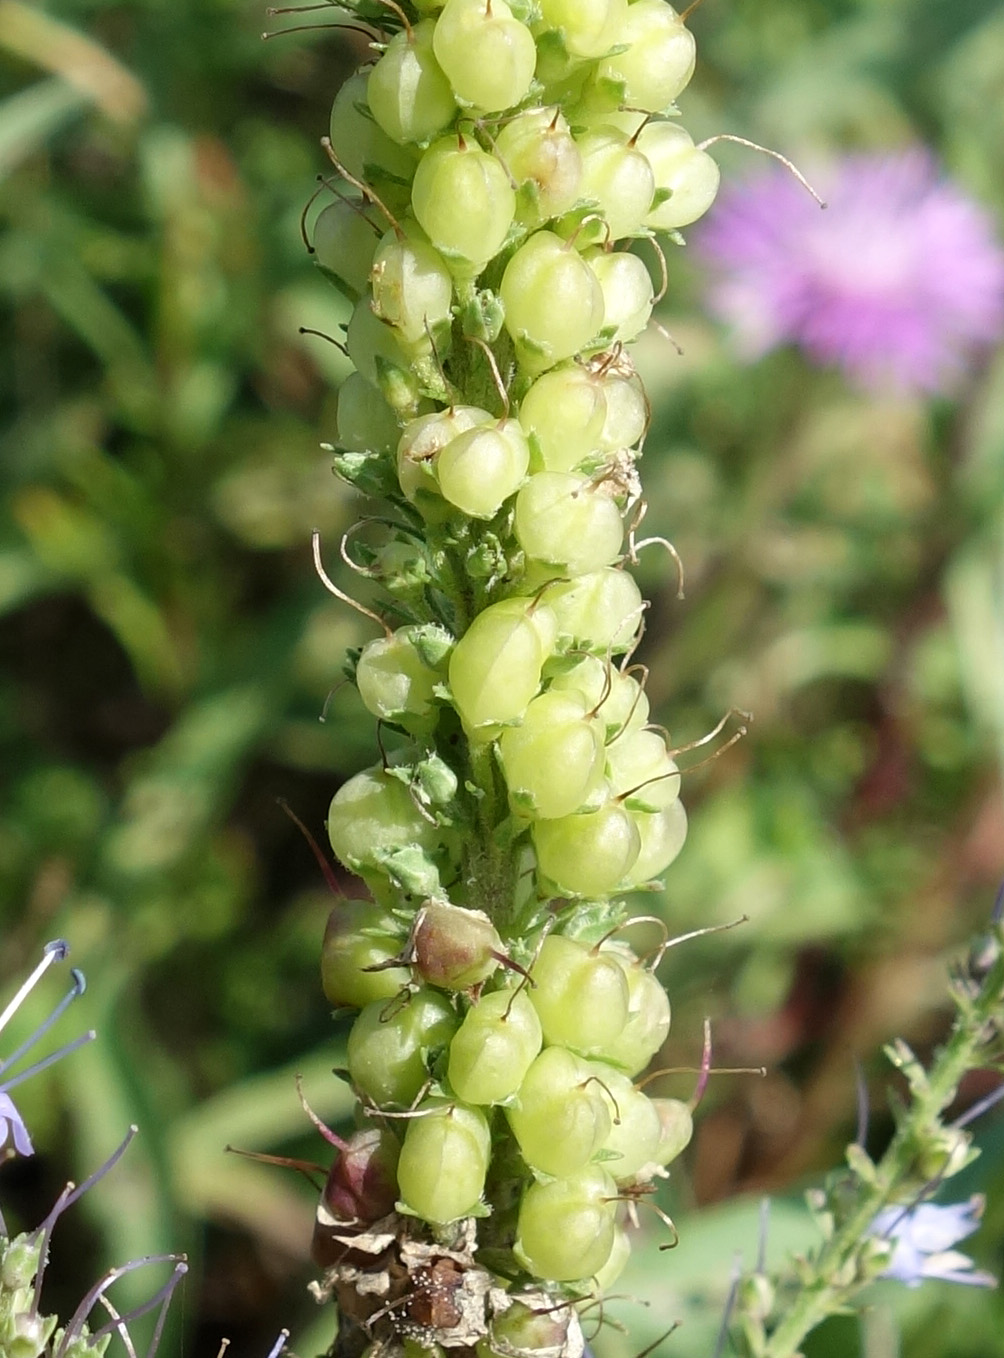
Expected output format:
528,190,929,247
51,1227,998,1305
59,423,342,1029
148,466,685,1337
871,1196,995,1288
696,150,1004,395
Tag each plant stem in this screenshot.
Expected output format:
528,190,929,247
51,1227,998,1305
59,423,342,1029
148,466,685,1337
759,938,1004,1358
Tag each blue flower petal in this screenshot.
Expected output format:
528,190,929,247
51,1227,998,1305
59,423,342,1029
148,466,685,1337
0,1089,34,1157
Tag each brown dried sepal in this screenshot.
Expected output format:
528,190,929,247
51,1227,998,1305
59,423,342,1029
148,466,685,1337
312,1215,492,1356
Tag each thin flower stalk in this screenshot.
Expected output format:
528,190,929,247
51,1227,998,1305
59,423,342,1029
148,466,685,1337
725,927,1004,1358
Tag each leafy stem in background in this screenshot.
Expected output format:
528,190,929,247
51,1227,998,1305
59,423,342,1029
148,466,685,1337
726,922,1004,1357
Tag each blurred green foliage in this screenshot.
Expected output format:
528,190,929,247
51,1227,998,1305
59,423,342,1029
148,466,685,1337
1,0,1003,1355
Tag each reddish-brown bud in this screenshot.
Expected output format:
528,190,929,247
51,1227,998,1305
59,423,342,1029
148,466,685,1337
412,901,501,990
312,1127,400,1267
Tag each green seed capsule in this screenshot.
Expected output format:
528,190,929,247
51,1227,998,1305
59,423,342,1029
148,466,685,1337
397,405,495,504
607,729,681,811
515,1165,618,1281
535,0,628,59
595,0,696,113
436,418,530,518
573,128,655,241
505,1046,611,1176
527,934,630,1050
335,372,401,456
592,1224,631,1290
327,764,442,878
514,471,624,575
534,800,642,897
600,945,671,1075
546,567,645,653
447,988,542,1104
448,598,555,731
623,797,688,886
500,231,605,374
651,1096,694,1165
597,372,649,451
355,625,448,731
481,1298,579,1358
320,900,410,1009
370,226,454,350
432,0,536,113
312,197,378,301
413,901,502,990
586,1061,662,1181
328,71,417,208
411,136,516,276
637,121,721,231
498,689,605,819
548,655,650,740
494,107,583,226
346,298,424,410
586,248,655,344
347,989,458,1106
367,19,457,146
397,1099,491,1224
518,365,608,473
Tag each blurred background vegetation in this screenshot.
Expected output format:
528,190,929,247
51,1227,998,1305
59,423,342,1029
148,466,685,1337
1,1,1003,1355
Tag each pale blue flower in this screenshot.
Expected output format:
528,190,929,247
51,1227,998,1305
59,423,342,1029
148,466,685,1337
872,1196,995,1288
0,1090,34,1156
0,940,94,1167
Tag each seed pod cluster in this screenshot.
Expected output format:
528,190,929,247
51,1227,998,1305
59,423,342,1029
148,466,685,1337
310,1,717,1351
